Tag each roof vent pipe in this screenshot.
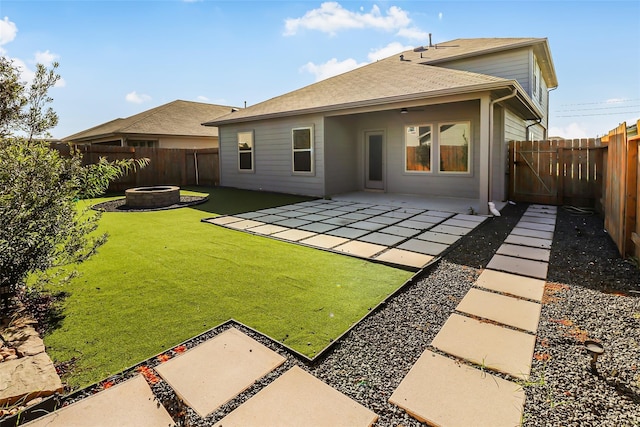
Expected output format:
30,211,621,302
429,33,433,47
400,54,404,61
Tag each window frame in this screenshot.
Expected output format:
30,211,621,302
437,121,472,175
237,130,254,173
404,123,434,174
291,126,314,175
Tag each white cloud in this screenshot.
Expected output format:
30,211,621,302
11,57,35,83
196,95,210,102
396,27,429,41
438,12,443,21
0,16,18,47
605,98,627,104
34,50,59,66
125,91,151,104
284,2,412,36
548,122,590,139
301,57,367,82
367,42,413,61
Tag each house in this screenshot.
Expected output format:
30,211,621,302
203,38,558,215
63,100,237,149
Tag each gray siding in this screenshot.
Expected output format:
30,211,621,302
324,117,359,195
505,109,527,142
218,114,325,197
439,49,531,94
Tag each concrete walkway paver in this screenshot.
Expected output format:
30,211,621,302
389,350,524,427
431,313,535,380
487,254,549,279
456,288,542,333
496,243,551,262
504,234,552,249
214,366,378,427
155,327,285,418
24,375,174,427
474,269,546,302
374,249,434,269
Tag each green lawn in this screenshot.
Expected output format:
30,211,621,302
44,187,413,388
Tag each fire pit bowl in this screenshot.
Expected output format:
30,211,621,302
125,186,180,208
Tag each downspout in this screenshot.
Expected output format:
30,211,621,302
526,119,542,141
488,89,518,215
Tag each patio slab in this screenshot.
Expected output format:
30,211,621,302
226,219,265,230
398,239,448,256
348,221,387,231
380,211,415,219
396,219,436,230
496,243,551,262
366,215,402,225
452,213,488,223
300,234,349,249
357,232,407,246
439,218,479,229
339,212,372,221
24,375,174,427
415,231,461,245
320,216,357,226
253,214,287,223
327,227,370,239
474,269,546,302
248,224,290,235
456,288,542,333
389,350,524,427
408,214,446,225
486,254,549,279
279,210,307,218
334,241,387,258
429,224,470,236
298,222,338,233
255,208,287,215
504,234,552,249
236,212,267,219
155,327,286,418
431,314,535,380
510,227,554,240
374,249,434,269
379,225,421,238
206,216,244,225
272,218,312,228
214,366,378,427
272,229,317,242
424,210,454,218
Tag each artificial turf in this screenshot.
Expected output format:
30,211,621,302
43,187,413,388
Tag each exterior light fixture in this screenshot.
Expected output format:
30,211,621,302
584,340,604,373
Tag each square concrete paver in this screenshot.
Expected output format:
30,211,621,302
409,214,446,225
226,219,265,230
456,288,542,333
439,218,478,229
248,224,289,235
272,229,317,242
25,375,174,427
357,232,406,246
429,224,470,236
475,269,545,302
214,366,377,427
255,208,286,215
432,313,535,379
398,239,449,256
155,328,285,418
273,218,311,228
389,351,524,427
300,234,349,249
381,211,414,219
415,231,461,245
206,216,244,225
504,234,552,249
519,215,557,225
348,221,387,231
395,219,434,230
236,212,267,219
298,222,338,233
511,227,554,240
452,213,487,223
367,215,402,225
380,225,421,238
374,249,434,269
487,254,549,279
334,241,387,258
327,227,370,239
339,212,372,221
278,210,307,218
496,243,550,262
321,216,357,226
253,214,287,223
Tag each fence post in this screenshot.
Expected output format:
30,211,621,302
557,146,564,206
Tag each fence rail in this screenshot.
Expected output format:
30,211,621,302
53,144,219,192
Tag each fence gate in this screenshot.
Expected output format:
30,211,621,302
508,139,605,208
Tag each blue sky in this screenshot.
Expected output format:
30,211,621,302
1,0,639,139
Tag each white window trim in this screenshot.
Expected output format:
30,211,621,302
404,123,434,174
437,121,472,175
291,126,314,175
237,130,254,173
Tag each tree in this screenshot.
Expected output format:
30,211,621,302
0,57,147,309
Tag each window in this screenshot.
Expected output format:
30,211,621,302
405,124,432,172
237,131,254,171
439,122,470,173
292,127,313,173
128,140,156,148
533,59,542,102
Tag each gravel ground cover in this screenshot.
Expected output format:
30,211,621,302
8,202,639,426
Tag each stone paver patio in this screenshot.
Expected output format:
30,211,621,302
204,199,489,269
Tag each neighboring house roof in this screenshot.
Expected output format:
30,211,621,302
63,100,237,142
205,37,551,127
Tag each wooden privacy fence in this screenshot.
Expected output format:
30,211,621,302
602,121,639,259
53,145,219,191
508,139,606,210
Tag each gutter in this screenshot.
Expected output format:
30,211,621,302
488,89,518,211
